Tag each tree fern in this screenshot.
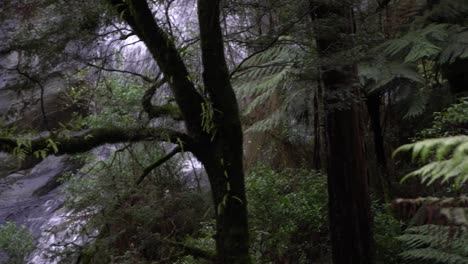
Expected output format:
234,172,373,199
234,45,296,99
394,136,468,186
233,42,311,138
398,225,468,264
439,27,468,65
358,59,429,119
359,61,424,94
383,23,448,63
428,0,468,24
403,90,430,120
382,0,468,66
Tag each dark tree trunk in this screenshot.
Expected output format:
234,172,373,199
196,0,251,262
196,145,249,264
366,93,392,200
109,0,250,262
324,69,374,264
312,1,374,263
366,93,386,169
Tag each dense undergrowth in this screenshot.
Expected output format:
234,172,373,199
54,145,402,264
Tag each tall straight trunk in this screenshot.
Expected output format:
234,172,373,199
312,1,374,263
366,93,392,200
366,93,386,168
313,76,328,170
324,69,374,264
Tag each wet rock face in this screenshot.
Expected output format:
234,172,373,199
0,156,81,263
0,1,99,130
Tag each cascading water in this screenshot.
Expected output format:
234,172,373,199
0,1,207,263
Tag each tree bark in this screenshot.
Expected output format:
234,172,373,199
325,70,374,264
108,0,250,262
312,1,375,263
366,93,392,200
366,93,386,169
196,1,250,262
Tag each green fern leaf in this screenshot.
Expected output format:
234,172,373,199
395,136,468,185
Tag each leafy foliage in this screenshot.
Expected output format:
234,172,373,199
398,225,468,264
0,222,35,264
428,0,468,24
245,166,329,262
67,78,146,130
359,61,423,94
394,136,468,186
439,27,468,64
372,202,402,264
383,23,448,63
62,143,212,263
419,97,468,138
233,43,311,138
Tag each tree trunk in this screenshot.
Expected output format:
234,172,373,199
196,141,250,263
109,0,251,262
197,0,250,262
366,93,386,169
366,93,392,200
312,1,375,263
325,69,374,264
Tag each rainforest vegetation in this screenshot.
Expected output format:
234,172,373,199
0,0,467,263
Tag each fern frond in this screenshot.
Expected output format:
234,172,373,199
384,23,448,63
244,110,284,134
243,85,278,115
236,67,290,99
400,248,468,264
404,40,441,63
359,61,423,93
394,136,468,185
403,90,429,119
233,43,308,135
440,27,468,64
399,225,468,264
429,0,468,24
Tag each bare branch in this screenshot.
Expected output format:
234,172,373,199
83,61,154,82
0,66,50,131
136,146,182,185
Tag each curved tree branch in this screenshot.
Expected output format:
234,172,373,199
141,78,183,120
136,146,182,185
0,127,192,156
109,0,205,136
83,61,154,82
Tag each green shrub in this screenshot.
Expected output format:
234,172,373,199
246,166,329,263
418,97,468,139
0,221,35,264
63,143,212,263
372,202,402,264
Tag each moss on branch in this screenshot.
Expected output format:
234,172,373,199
0,127,192,156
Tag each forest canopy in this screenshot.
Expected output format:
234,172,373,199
0,0,467,263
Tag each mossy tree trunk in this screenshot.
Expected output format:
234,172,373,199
109,0,250,262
